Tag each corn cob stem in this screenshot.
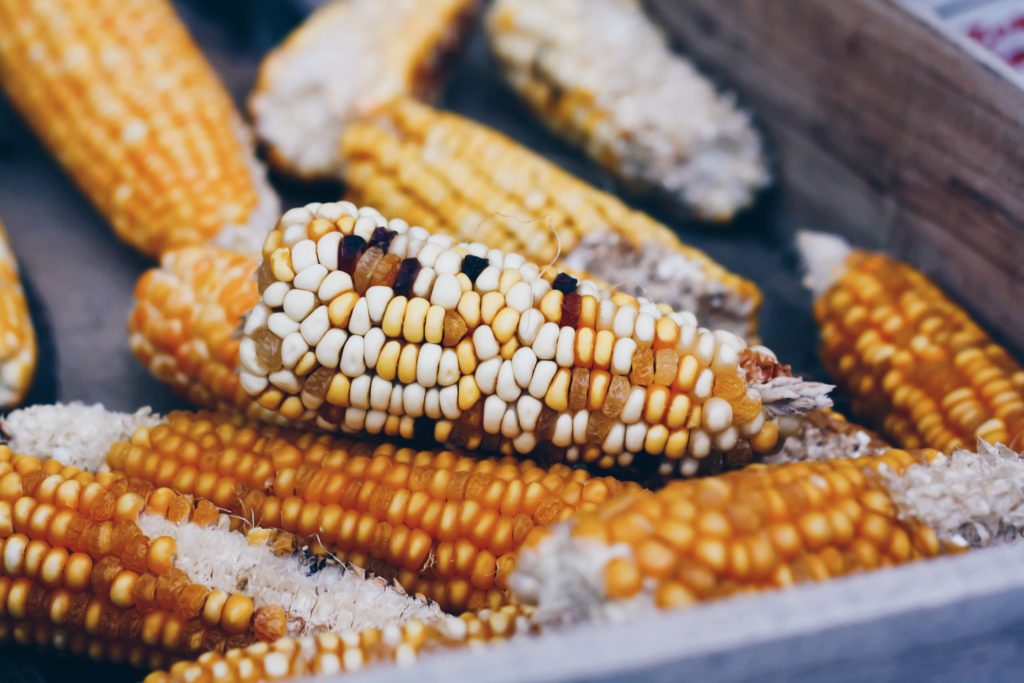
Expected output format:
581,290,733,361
341,100,762,337
0,222,36,407
0,0,278,257
485,0,769,222
512,441,1024,626
242,201,830,478
251,0,478,179
800,231,1024,452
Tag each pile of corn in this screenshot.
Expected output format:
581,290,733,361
1,0,1022,682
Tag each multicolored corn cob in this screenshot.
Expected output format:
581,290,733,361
251,0,478,179
512,440,1024,625
0,405,461,670
0,0,279,257
103,409,638,613
485,0,769,222
341,100,762,337
240,201,830,478
145,604,533,683
800,232,1024,452
0,222,35,407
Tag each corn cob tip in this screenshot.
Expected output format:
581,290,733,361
512,441,1024,628
250,0,478,179
796,230,854,298
766,410,889,465
1,402,162,472
485,0,770,222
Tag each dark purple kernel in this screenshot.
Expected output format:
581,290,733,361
460,255,489,282
561,292,581,329
552,272,578,294
413,417,436,445
393,258,422,297
368,227,397,251
337,235,367,275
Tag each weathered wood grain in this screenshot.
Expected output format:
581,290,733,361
646,0,1024,351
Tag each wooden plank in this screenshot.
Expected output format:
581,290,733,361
646,0,1024,352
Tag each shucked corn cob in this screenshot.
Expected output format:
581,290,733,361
0,222,35,407
485,0,770,222
0,404,463,669
103,409,637,612
800,232,1024,452
251,0,478,179
513,440,1024,625
240,201,831,478
0,0,279,257
342,100,763,337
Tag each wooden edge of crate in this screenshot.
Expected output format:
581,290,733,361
643,0,1024,357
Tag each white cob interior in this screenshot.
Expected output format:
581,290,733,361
796,230,854,298
487,0,770,220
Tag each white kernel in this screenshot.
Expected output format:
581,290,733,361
505,282,533,312
475,357,502,394
403,384,426,417
694,368,715,399
620,387,647,424
517,309,545,346
598,299,617,331
283,289,316,322
424,388,442,420
430,274,462,309
389,385,404,413
741,411,765,437
555,327,575,367
552,414,573,447
370,376,392,412
243,303,271,336
315,202,346,222
473,326,500,360
434,250,462,276
263,282,290,308
625,423,648,452
338,201,358,217
681,458,700,476
354,216,377,240
281,207,312,227
388,218,409,234
411,268,436,298
511,347,537,388
239,371,268,395
343,648,364,672
283,224,308,246
712,344,739,372
281,332,308,368
572,410,589,445
532,322,559,360
440,386,461,420
496,361,521,402
438,349,460,386
238,338,263,375
343,408,366,431
530,278,550,301
611,337,638,375
516,395,542,431
263,652,289,678
315,329,347,368
268,312,300,338
417,242,443,268
294,263,327,292
603,423,626,454
405,238,424,258
486,248,505,268
365,286,393,323
408,226,429,242
363,328,385,367
634,313,656,346
316,653,341,675
513,432,537,454
483,396,506,434
268,369,300,394
348,375,370,410
291,240,318,273
703,397,733,433
677,324,698,353
475,266,500,293
348,299,371,335
317,270,353,302
694,330,718,366
340,336,366,376
714,330,746,352
612,305,637,339
299,306,329,346
417,344,443,388
504,253,525,269
519,262,540,282
500,407,520,438
714,426,739,451
389,234,410,259
688,430,711,459
528,360,558,399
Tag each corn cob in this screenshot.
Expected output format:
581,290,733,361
145,604,534,683
768,409,889,466
485,0,769,222
102,409,638,612
341,99,762,337
0,0,279,257
129,247,269,421
512,440,1024,625
0,411,456,670
241,201,830,478
800,231,1024,452
0,221,36,407
251,0,478,180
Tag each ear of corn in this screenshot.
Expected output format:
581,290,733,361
341,99,762,337
144,604,533,683
0,0,279,257
485,0,769,222
0,222,36,407
800,231,1024,452
251,0,478,179
513,441,1024,625
104,409,639,613
240,201,830,478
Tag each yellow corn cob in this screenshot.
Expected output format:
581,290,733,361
513,440,1024,625
251,0,478,179
341,99,762,337
0,222,36,407
800,232,1024,452
0,0,278,257
485,0,769,222
129,247,266,421
104,409,639,612
145,604,534,683
241,201,830,478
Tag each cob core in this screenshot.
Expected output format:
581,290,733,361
240,202,831,478
801,232,1024,452
0,0,279,257
342,99,762,337
0,222,36,407
486,0,769,222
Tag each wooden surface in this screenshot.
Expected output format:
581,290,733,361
646,0,1024,354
